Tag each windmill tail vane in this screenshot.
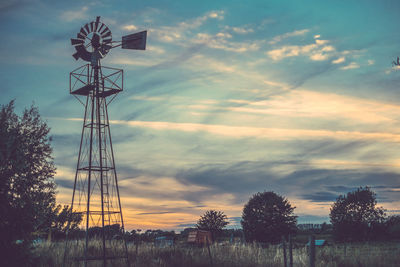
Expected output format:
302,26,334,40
63,16,146,267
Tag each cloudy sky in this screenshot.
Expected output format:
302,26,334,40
1,0,400,230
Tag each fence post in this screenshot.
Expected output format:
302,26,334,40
206,236,214,267
135,235,140,266
282,236,287,267
309,235,315,267
289,234,293,267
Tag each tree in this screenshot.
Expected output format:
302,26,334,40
330,186,386,242
0,101,56,265
48,204,83,240
241,191,297,243
385,215,400,240
196,210,229,240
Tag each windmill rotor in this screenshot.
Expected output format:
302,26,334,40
71,16,113,63
71,16,147,64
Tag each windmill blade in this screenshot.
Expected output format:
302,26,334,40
121,31,147,50
94,16,100,32
102,31,112,38
80,27,88,36
71,38,84,45
77,32,86,39
72,52,80,60
74,44,92,61
100,27,109,35
101,44,112,53
90,22,95,32
103,38,112,44
98,23,105,33
84,23,90,34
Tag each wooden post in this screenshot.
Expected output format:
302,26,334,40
135,235,140,266
309,235,315,267
206,236,214,267
282,236,287,267
47,228,52,243
289,234,293,267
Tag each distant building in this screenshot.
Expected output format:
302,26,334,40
297,223,323,231
307,239,327,246
187,230,212,245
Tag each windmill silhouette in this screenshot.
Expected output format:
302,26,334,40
63,16,146,267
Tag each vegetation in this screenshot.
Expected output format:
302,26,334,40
330,186,386,242
385,215,400,240
241,191,297,243
0,101,57,265
33,239,400,267
0,101,83,265
196,210,229,240
49,204,83,240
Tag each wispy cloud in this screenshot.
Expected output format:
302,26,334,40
109,57,157,66
122,24,137,31
186,54,236,73
146,10,261,54
267,34,364,68
224,25,254,34
150,10,224,43
104,119,400,142
267,37,335,61
340,62,360,70
332,57,345,64
269,29,310,44
60,6,89,22
194,89,400,125
182,54,290,91
193,32,260,53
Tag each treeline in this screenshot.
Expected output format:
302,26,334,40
329,187,400,242
191,188,400,244
53,225,244,243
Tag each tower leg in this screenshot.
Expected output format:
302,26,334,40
105,105,131,266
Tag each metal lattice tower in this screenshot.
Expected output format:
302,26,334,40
63,16,146,267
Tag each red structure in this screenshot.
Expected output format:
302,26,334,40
187,230,213,245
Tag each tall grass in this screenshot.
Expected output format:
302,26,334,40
34,240,400,267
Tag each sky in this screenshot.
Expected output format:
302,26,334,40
1,0,400,231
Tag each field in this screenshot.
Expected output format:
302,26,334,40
34,240,400,267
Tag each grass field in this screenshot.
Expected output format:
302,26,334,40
33,239,400,267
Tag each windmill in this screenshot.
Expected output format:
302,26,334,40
63,16,146,267
392,56,400,67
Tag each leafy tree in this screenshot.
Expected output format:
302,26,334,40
241,191,297,243
330,186,386,242
385,215,400,240
88,224,123,239
48,204,83,240
0,101,56,265
197,210,229,240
